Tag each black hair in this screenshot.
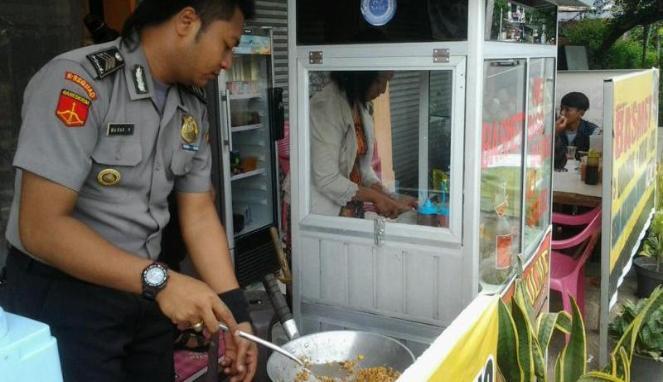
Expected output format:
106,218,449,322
121,0,255,44
329,71,382,106
561,92,590,111
329,27,389,106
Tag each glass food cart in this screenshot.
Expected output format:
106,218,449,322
286,0,581,355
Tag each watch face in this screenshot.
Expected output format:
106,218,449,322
361,0,397,27
145,266,166,287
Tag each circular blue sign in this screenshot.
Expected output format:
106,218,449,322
361,0,397,27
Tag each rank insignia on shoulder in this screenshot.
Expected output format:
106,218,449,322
55,89,91,128
86,47,125,79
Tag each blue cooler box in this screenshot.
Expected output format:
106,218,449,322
0,306,63,382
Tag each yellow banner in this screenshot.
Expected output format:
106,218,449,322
428,299,499,381
610,70,658,271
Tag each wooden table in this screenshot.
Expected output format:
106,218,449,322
553,161,602,208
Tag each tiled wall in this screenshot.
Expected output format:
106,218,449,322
0,0,82,266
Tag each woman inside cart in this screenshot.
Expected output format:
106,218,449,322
310,70,417,219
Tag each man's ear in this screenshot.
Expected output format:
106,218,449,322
174,6,200,37
579,109,586,117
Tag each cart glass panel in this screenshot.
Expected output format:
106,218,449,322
479,59,526,292
485,0,557,44
297,0,468,44
308,70,453,228
523,58,555,257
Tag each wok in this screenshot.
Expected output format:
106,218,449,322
266,330,414,381
262,274,415,381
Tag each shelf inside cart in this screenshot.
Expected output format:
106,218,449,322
231,168,265,181
231,123,263,133
230,93,263,100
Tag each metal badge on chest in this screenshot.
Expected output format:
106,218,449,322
180,115,200,152
97,169,121,186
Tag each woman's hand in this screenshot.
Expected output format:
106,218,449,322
396,194,418,209
374,194,411,219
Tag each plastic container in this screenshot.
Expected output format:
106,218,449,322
417,199,438,227
437,205,449,228
0,306,63,381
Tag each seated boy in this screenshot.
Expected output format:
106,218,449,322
554,92,599,170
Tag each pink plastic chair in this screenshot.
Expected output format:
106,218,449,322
550,207,601,316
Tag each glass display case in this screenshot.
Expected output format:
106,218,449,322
211,29,284,286
479,59,526,292
288,0,559,356
523,58,555,256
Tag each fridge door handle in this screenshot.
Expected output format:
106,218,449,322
269,87,285,141
223,89,233,149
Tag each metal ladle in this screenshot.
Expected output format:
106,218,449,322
217,323,323,379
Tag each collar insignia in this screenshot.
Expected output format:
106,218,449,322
133,65,148,94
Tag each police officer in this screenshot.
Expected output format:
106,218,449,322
3,1,257,381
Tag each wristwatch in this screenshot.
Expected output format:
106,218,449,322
141,262,169,300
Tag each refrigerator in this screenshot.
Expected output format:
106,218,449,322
207,27,284,286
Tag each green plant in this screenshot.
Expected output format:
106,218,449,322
497,280,620,381
657,165,663,211
609,293,663,361
608,287,663,379
639,216,663,272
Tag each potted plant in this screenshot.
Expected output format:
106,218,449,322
496,280,663,381
634,212,663,298
497,280,622,381
609,292,663,381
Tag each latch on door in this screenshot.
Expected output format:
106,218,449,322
309,51,323,65
374,217,385,246
433,48,450,63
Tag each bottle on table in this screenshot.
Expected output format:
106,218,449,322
585,150,600,185
494,182,514,272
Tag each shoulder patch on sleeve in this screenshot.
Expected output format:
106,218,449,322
65,71,97,100
181,85,207,104
55,89,91,127
86,47,125,79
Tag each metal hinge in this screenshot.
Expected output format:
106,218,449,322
374,217,385,246
433,48,450,63
309,51,323,65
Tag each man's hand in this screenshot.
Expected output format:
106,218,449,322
155,272,239,335
221,322,258,382
555,115,568,134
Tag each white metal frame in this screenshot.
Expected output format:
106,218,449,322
288,0,560,331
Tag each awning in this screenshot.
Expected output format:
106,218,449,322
551,0,594,9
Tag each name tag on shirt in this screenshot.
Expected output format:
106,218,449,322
182,143,199,152
107,123,134,136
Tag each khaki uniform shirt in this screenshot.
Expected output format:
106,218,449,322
6,38,211,260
